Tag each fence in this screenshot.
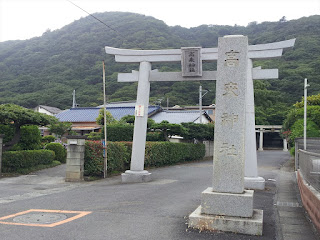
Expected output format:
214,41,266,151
298,149,320,192
295,138,320,170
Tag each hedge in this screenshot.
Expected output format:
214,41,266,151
145,142,205,167
13,125,42,150
84,141,205,177
2,150,55,173
84,141,130,176
45,143,67,163
102,125,134,141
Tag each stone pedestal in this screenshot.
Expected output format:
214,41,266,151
201,188,254,217
189,207,263,235
0,135,3,176
65,136,86,182
121,170,152,183
244,176,265,190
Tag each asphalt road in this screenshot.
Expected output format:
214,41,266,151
0,151,290,240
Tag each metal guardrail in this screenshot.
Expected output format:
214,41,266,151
298,149,320,192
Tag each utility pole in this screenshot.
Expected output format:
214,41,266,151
72,90,77,108
304,78,310,150
103,61,108,178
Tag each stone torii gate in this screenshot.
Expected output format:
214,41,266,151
105,37,295,184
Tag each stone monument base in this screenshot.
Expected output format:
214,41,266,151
189,206,263,235
244,176,265,190
121,170,152,183
201,188,254,217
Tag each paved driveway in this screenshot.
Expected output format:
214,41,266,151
0,151,292,240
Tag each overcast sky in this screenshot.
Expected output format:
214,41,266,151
0,0,319,42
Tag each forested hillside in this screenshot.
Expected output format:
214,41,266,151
0,12,320,124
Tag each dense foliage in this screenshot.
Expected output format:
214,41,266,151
282,94,320,146
41,135,56,144
45,142,67,163
2,150,55,173
84,140,205,177
12,125,42,150
48,122,72,138
1,13,320,125
104,124,134,141
0,104,57,149
84,141,130,176
96,108,116,125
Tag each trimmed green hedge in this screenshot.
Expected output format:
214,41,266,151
84,141,130,176
145,142,205,167
45,143,67,163
84,141,205,177
2,150,55,173
103,124,134,141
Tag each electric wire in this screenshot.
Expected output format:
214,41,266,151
66,0,124,38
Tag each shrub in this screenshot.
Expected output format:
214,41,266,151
16,125,42,150
181,122,214,141
86,132,102,140
45,142,67,163
288,119,320,146
84,141,130,176
84,141,205,177
290,146,295,156
0,124,15,143
2,150,55,173
146,132,166,141
283,106,320,130
145,142,205,167
103,124,134,141
41,135,56,144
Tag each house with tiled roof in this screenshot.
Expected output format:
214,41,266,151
55,102,161,135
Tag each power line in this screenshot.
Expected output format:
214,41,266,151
66,0,124,38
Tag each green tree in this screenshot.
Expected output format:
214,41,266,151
120,115,155,128
287,119,320,146
96,108,117,126
181,122,214,141
48,122,72,138
150,120,185,141
0,104,57,150
293,93,320,108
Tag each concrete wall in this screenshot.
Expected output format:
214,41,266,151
297,170,320,234
65,137,86,182
203,140,214,157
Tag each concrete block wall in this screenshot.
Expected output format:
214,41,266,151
65,137,86,182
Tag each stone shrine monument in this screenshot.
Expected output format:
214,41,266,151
105,35,295,234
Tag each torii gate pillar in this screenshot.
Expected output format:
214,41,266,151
122,61,152,183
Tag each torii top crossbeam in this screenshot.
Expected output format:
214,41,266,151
105,39,295,63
